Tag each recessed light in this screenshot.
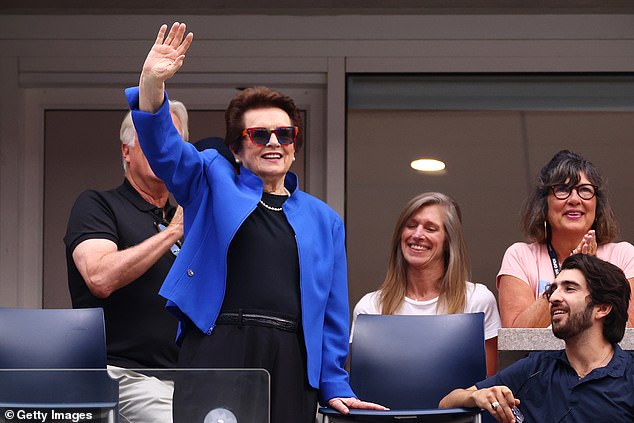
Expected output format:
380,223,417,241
410,158,446,173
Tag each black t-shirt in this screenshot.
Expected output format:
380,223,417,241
64,179,179,368
221,192,301,320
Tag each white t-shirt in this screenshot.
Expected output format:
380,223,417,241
351,282,501,341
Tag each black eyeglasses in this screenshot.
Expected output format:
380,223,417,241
154,221,182,257
550,184,597,200
242,126,298,146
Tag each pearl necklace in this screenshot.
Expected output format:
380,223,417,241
259,188,290,212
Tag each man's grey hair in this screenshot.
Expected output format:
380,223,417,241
119,99,190,171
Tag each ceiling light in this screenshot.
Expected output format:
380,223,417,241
410,158,446,173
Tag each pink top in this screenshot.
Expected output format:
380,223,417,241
497,241,634,298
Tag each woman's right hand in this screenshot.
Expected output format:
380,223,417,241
326,397,389,414
139,22,193,113
572,229,597,256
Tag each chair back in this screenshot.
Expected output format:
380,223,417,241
350,313,486,409
0,307,107,368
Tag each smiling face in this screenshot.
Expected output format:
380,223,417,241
547,172,597,238
234,107,295,192
400,204,447,270
549,268,595,340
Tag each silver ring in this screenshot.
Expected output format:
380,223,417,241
491,401,500,411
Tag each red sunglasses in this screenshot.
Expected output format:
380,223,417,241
242,126,298,145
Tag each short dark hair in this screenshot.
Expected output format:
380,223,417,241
560,254,630,344
224,86,303,154
521,150,618,244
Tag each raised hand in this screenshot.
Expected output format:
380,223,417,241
572,229,597,256
139,22,193,113
142,22,193,82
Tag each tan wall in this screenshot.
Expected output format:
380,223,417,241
347,110,634,309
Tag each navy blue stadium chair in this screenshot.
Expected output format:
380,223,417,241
320,313,487,422
0,307,107,368
0,308,118,422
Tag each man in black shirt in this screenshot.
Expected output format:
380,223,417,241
64,100,188,423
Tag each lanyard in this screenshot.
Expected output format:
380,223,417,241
546,241,561,277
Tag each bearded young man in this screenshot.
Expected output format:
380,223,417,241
440,254,634,423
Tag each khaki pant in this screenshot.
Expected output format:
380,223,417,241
107,365,174,423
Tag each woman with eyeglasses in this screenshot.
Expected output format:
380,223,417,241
352,192,501,376
124,23,385,422
498,149,634,328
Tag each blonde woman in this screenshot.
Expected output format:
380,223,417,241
353,192,501,376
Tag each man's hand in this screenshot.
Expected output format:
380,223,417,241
168,205,184,238
470,386,520,423
72,205,185,298
440,385,521,423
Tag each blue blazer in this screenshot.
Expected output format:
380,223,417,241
125,88,355,402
